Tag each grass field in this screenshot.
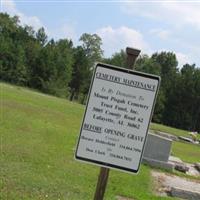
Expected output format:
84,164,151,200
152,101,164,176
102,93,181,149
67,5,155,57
172,141,200,163
1,83,198,199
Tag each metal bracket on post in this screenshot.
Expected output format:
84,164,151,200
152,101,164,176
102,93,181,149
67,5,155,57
93,47,141,200
126,47,141,69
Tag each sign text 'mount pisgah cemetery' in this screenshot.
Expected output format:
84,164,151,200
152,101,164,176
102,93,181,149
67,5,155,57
75,63,160,173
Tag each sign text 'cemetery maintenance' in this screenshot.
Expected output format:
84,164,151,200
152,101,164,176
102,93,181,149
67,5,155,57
75,63,160,173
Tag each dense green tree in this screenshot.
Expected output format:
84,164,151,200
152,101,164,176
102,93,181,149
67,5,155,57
69,46,89,101
103,50,127,68
152,52,178,92
0,13,28,85
151,52,178,124
79,33,103,67
135,55,163,123
178,64,198,130
51,39,74,97
29,38,74,97
136,54,161,75
12,45,27,84
78,33,103,102
193,68,200,132
36,27,47,46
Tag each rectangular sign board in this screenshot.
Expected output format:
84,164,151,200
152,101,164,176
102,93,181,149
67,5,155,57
75,63,160,173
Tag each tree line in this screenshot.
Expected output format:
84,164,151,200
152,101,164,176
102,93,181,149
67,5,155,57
1,13,200,132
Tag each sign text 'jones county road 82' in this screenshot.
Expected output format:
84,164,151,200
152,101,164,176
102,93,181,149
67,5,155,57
75,63,160,173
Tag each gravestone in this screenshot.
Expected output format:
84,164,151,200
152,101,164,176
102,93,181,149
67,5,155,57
142,133,174,170
143,133,171,162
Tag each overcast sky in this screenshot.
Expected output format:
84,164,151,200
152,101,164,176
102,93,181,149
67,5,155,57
1,0,200,68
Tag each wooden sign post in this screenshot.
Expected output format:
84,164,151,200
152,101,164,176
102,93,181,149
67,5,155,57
126,47,141,69
93,47,141,200
93,167,110,200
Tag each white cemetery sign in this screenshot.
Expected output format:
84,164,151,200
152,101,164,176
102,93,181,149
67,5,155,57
75,63,160,173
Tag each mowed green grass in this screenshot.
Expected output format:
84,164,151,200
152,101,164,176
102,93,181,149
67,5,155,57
172,141,200,163
0,83,175,200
